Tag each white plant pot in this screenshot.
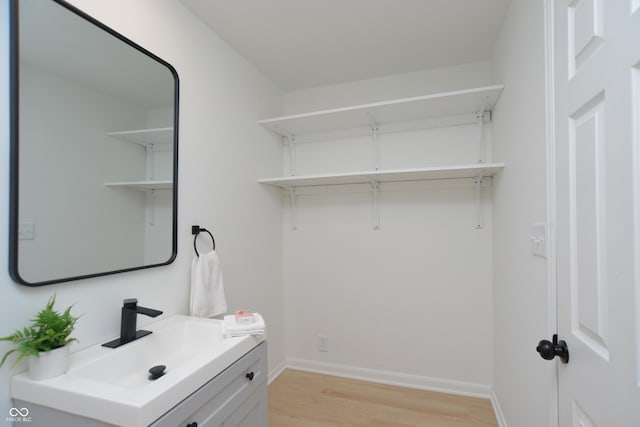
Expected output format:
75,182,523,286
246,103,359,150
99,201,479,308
28,345,70,380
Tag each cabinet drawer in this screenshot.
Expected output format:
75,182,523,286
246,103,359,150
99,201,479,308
151,341,267,427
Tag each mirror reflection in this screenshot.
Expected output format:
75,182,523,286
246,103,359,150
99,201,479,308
10,0,179,286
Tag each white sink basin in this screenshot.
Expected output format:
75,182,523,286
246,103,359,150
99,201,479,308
11,315,265,427
72,316,225,388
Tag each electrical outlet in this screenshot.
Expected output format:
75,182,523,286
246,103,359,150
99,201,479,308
317,335,329,352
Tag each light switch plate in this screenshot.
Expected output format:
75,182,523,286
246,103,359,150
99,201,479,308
530,223,546,258
18,221,34,240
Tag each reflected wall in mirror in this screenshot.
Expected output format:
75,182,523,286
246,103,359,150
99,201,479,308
9,0,179,286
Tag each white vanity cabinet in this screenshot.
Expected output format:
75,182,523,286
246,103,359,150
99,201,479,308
151,342,267,427
12,342,268,427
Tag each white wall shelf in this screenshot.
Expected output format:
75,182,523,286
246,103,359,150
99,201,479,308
104,126,174,203
258,163,504,189
257,84,504,229
258,85,503,137
104,127,174,226
104,180,173,191
106,127,174,148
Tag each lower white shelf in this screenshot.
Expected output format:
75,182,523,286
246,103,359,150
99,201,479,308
104,180,173,191
257,163,504,189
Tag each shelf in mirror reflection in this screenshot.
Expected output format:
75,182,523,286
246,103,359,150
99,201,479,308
106,127,174,147
104,180,173,191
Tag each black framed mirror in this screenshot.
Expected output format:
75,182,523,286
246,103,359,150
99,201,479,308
9,0,179,286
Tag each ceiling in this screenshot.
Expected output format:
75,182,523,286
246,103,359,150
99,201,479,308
181,0,511,91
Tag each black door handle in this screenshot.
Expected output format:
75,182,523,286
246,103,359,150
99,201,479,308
536,334,569,363
246,371,254,381
186,422,197,427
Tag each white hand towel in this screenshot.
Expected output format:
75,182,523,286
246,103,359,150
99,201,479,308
190,250,227,317
221,313,266,338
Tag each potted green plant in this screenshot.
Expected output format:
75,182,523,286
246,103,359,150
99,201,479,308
0,295,79,380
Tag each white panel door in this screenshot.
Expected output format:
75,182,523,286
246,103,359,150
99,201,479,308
553,0,640,425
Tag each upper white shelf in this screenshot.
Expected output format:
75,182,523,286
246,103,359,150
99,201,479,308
104,180,173,191
258,163,504,189
106,127,174,147
259,85,504,137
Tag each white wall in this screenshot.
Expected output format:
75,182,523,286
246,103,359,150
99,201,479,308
281,62,498,395
0,0,285,420
284,61,494,114
491,0,555,425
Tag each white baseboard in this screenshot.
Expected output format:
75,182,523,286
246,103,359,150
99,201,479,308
491,389,508,427
268,359,287,384
285,357,492,399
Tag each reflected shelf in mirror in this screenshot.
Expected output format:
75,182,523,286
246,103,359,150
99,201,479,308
104,127,174,192
103,180,173,191
106,127,174,148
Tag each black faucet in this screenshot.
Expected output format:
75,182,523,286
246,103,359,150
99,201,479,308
102,298,163,348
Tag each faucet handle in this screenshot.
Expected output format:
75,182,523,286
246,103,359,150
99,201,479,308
123,298,138,308
138,306,163,317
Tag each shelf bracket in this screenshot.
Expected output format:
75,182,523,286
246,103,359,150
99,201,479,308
366,113,380,170
146,190,156,226
476,97,488,164
474,175,483,229
146,144,155,180
287,135,297,176
289,187,298,230
371,180,381,230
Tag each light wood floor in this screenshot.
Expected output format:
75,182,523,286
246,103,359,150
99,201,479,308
268,369,498,427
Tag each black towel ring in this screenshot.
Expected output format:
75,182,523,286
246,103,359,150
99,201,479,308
192,225,215,257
